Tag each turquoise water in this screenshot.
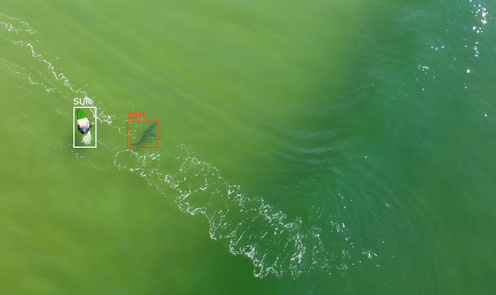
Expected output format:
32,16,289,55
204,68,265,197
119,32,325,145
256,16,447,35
1,0,496,294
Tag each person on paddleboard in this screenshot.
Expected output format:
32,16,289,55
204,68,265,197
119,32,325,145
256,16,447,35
76,109,94,134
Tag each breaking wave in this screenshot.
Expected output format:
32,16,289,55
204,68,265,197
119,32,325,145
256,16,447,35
0,14,377,278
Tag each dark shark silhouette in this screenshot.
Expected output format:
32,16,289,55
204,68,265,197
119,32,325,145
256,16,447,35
131,122,157,146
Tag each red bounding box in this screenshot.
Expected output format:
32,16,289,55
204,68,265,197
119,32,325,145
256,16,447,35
127,120,159,149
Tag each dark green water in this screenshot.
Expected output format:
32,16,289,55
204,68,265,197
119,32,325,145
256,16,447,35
1,0,495,294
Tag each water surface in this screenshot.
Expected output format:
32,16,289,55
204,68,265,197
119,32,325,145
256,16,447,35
1,0,495,294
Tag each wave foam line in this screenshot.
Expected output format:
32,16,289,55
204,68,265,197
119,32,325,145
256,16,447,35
112,146,369,278
1,13,377,278
0,14,119,130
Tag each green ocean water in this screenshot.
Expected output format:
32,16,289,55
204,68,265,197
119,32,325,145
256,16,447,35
1,0,495,294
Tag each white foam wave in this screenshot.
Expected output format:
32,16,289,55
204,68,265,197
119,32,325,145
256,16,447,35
0,14,36,36
0,16,119,134
112,146,369,278
1,14,377,278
